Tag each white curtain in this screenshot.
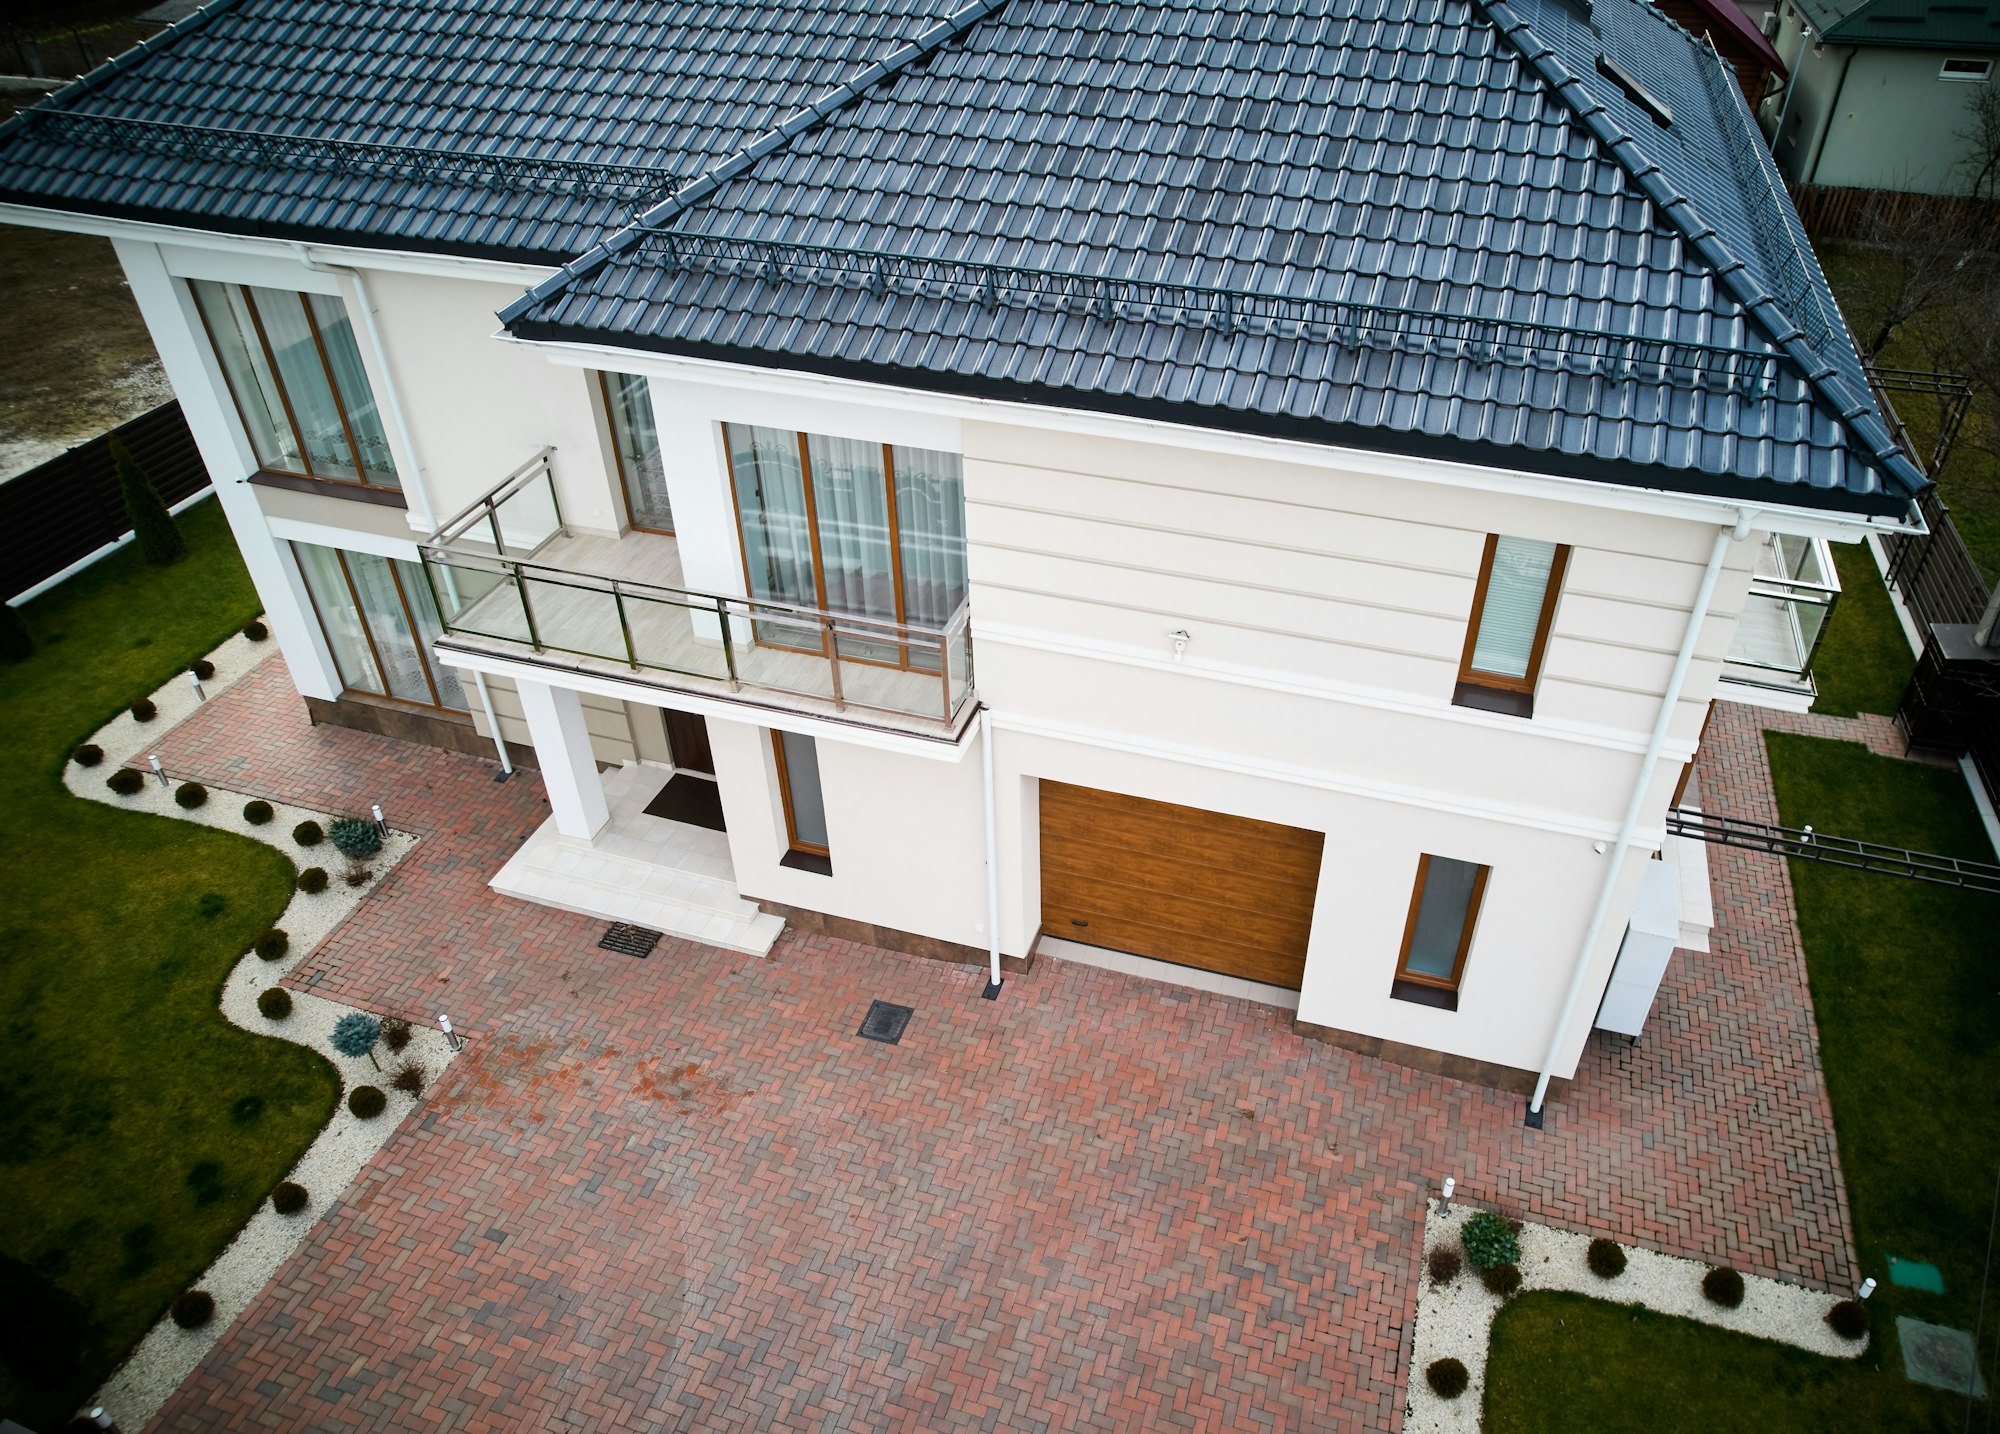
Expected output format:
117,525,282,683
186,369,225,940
248,288,358,480
892,444,969,628
728,424,815,609
1469,536,1558,679
192,280,302,474
293,543,380,693
307,292,399,486
806,435,896,626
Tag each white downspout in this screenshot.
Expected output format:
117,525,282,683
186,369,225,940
1526,512,1749,1125
470,668,514,777
981,705,1004,998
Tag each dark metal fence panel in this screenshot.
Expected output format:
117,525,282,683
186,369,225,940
1785,182,2000,246
1898,637,2000,815
1882,487,1992,632
0,402,211,600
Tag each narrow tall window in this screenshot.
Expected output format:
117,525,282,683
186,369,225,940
772,731,831,874
190,281,399,491
1391,854,1490,1009
294,542,467,712
1454,533,1568,718
600,371,671,532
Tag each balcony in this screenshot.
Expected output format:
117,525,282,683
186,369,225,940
1720,532,1840,704
417,451,976,741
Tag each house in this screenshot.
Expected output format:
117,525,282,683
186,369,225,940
1659,0,1790,107
1762,0,2000,193
0,0,1923,1121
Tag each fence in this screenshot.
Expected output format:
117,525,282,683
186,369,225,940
1882,487,1992,633
1784,182,2000,246
1,402,211,601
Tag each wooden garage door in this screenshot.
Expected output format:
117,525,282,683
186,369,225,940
1039,780,1324,989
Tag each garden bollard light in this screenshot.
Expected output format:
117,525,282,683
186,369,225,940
1858,1277,1877,1300
187,668,205,702
439,1013,462,1051
83,1408,117,1432
372,802,386,838
1441,1177,1456,1212
149,753,167,787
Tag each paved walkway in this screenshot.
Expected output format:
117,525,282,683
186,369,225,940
144,659,1858,1431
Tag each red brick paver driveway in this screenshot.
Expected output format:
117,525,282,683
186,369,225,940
145,660,1854,1431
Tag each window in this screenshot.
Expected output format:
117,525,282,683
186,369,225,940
772,731,831,874
190,280,399,492
1940,57,1993,82
1391,854,1490,1009
724,424,968,668
1453,533,1569,718
293,543,467,712
600,371,671,532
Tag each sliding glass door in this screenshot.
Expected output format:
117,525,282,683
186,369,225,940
294,542,468,712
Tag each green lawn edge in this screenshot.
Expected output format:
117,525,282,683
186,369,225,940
1809,542,1916,719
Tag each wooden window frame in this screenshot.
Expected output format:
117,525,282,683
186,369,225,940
598,371,674,536
1390,853,1490,1008
1452,533,1570,719
771,730,832,874
293,542,457,713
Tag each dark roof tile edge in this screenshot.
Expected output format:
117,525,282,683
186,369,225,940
497,0,1011,329
0,0,247,145
1476,0,1927,504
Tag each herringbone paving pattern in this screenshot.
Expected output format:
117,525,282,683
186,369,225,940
143,659,1857,1430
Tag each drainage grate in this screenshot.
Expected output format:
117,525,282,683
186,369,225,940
858,1000,914,1044
598,923,663,959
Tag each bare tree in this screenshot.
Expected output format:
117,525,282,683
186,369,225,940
1956,81,2000,208
1834,190,1978,361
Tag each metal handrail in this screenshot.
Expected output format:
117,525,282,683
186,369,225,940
426,447,557,551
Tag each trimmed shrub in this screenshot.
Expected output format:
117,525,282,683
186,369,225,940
380,1015,413,1053
0,602,31,664
1703,1266,1745,1308
331,1012,381,1061
270,1181,309,1216
131,698,157,722
254,928,289,962
106,768,145,796
257,988,292,1020
173,781,208,809
243,619,268,641
293,819,324,847
114,434,186,566
1426,1357,1470,1400
169,1290,214,1329
1826,1299,1870,1341
243,799,274,825
73,743,104,768
1427,1247,1462,1286
330,816,383,859
191,658,215,681
347,1085,387,1119
1587,1238,1628,1279
390,1060,426,1095
1481,1262,1523,1298
296,866,329,894
1461,1210,1520,1270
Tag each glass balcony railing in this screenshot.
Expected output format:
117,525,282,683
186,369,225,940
418,451,976,737
1722,532,1841,694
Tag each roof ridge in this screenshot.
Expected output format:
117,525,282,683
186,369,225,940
498,0,1011,328
1472,0,1926,500
0,0,248,147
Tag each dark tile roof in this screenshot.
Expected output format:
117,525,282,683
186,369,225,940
1794,0,2000,50
504,0,1924,516
0,0,961,261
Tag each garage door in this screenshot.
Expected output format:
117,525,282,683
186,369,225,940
1038,780,1325,989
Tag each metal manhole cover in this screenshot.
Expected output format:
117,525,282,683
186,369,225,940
598,923,663,959
858,1000,914,1044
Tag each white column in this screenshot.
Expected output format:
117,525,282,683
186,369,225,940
517,678,609,839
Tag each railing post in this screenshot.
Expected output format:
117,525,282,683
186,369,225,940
825,618,845,709
515,563,543,651
488,505,504,558
614,584,637,670
718,599,740,691
938,626,953,722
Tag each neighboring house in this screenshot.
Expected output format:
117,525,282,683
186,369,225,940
1762,0,2000,193
1659,0,1790,106
0,0,1924,1118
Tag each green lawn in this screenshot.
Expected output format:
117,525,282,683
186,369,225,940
1809,541,1916,718
1485,735,1997,1431
0,498,338,1428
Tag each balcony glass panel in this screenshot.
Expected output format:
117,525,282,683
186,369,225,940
1723,532,1841,692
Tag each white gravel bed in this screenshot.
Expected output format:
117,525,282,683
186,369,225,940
1405,1199,1869,1431
59,629,461,1432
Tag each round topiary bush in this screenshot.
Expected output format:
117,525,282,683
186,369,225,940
170,1290,214,1329
1461,1210,1520,1270
1587,1237,1628,1279
293,819,324,847
1826,1299,1870,1341
257,988,292,1020
1481,1262,1523,1298
243,799,274,825
296,866,328,894
254,928,289,962
243,619,268,641
106,768,145,796
191,658,215,680
347,1086,387,1119
173,781,208,809
1426,1357,1470,1399
270,1181,308,1216
131,698,157,722
1703,1266,1746,1308
380,1015,412,1053
73,743,104,768
1427,1247,1462,1286
329,816,383,859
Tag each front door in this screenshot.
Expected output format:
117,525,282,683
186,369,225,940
662,709,714,776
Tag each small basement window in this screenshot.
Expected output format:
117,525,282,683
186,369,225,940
1939,57,1994,82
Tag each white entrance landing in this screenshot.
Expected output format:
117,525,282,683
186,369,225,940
490,762,784,956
